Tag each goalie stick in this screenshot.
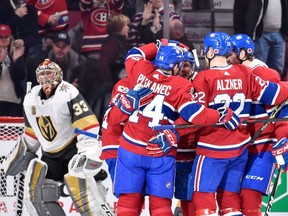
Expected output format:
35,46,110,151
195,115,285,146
74,128,102,139
73,128,115,216
264,167,282,216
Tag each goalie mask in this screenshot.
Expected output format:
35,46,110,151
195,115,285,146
36,59,63,91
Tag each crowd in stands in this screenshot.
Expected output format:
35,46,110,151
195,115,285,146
0,0,188,123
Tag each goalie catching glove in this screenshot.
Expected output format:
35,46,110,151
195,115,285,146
217,107,240,130
147,129,180,157
68,139,103,178
272,137,288,172
117,85,154,115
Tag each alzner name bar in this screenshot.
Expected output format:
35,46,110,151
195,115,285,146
217,79,243,91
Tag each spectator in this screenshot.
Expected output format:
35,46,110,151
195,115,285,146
99,13,131,83
0,24,26,117
79,0,124,59
233,0,288,78
0,0,42,58
68,21,84,54
48,31,85,88
169,18,194,51
129,0,183,47
139,15,195,51
27,0,69,37
84,13,131,125
26,33,54,87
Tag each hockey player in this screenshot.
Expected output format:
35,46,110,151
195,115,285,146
229,33,287,216
173,51,197,216
230,33,278,216
4,59,112,216
188,32,288,216
106,41,241,216
101,77,129,182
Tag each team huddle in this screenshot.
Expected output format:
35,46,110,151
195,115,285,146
3,32,288,216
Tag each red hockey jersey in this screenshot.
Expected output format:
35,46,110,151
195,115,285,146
101,78,130,160
109,43,222,157
79,0,124,53
193,64,288,158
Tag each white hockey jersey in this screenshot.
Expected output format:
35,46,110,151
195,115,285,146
23,81,100,153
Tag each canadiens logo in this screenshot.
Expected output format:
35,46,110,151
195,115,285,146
31,106,36,115
91,9,109,26
59,83,70,92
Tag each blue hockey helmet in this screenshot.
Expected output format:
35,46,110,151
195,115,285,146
231,34,254,56
155,45,184,70
203,32,233,56
183,51,195,64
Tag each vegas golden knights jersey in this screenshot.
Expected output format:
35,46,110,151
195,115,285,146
23,81,100,153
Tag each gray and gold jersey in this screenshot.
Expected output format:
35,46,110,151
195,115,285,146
23,81,100,153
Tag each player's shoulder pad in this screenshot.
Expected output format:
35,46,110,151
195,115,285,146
23,85,41,105
56,81,79,99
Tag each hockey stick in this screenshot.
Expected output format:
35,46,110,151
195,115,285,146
250,99,288,143
86,177,116,216
264,167,282,216
192,49,201,72
152,118,288,130
153,122,224,130
73,128,115,215
74,128,102,139
243,117,288,124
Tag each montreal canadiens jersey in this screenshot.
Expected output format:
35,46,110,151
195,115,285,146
23,81,100,153
174,117,197,162
193,64,288,158
248,62,281,153
28,0,69,35
79,0,124,53
113,43,221,157
101,78,130,160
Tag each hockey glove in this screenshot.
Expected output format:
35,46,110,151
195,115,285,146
217,107,240,131
68,139,103,178
117,86,153,115
147,129,180,157
272,137,288,172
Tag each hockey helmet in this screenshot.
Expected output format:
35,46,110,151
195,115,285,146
183,51,195,64
155,45,184,70
203,32,233,56
231,34,254,56
36,59,63,87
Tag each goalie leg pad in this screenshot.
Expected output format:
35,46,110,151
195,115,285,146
64,174,115,216
24,158,65,216
4,136,37,176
